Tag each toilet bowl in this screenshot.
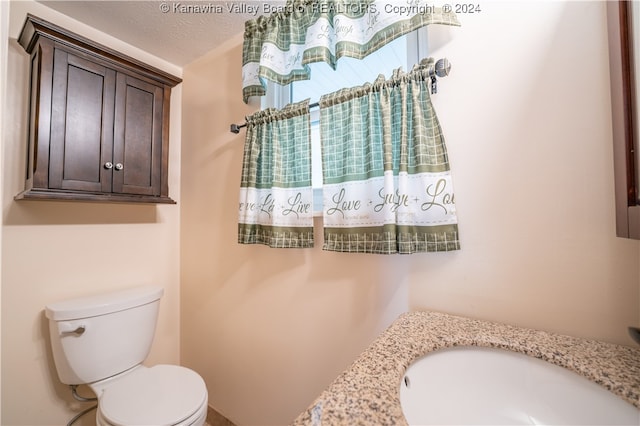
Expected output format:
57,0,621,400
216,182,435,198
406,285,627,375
45,286,208,426
93,365,208,426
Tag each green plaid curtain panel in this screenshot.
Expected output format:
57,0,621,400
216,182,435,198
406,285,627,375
238,100,314,248
242,0,460,102
320,58,460,254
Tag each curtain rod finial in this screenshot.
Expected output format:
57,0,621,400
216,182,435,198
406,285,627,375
434,58,451,78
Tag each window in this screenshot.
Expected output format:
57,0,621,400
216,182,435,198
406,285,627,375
263,29,429,214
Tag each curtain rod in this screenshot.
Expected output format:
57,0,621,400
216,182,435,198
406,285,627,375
230,101,319,134
230,58,451,134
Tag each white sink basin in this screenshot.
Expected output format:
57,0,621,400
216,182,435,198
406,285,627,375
400,346,639,425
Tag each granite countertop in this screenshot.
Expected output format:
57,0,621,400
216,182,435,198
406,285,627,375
291,311,640,425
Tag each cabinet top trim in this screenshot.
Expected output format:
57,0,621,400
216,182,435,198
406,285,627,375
18,14,182,88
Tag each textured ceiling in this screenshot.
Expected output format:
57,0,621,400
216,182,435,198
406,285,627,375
35,0,279,66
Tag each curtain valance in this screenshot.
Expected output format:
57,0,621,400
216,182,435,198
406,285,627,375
242,0,460,102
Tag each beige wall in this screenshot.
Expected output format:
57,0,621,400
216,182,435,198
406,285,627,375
180,2,640,425
1,1,183,425
408,1,640,342
180,34,411,426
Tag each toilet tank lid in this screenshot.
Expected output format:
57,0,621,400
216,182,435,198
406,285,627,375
45,286,164,321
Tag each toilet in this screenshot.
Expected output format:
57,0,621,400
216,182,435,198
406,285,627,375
45,285,208,426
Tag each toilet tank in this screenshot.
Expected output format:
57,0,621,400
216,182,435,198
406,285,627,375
45,285,164,385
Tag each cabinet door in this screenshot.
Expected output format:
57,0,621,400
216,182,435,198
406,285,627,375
49,48,116,192
112,73,163,196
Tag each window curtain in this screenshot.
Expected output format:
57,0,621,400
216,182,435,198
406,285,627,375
320,58,460,254
242,0,460,102
238,100,314,248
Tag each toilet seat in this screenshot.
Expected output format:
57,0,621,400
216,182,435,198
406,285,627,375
94,364,208,426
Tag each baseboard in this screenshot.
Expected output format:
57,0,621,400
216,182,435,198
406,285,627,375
206,405,236,426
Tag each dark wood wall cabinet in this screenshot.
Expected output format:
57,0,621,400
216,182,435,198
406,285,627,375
608,2,639,238
15,15,182,204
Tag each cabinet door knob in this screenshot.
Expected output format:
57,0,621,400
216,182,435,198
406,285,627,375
115,163,124,171
104,162,113,169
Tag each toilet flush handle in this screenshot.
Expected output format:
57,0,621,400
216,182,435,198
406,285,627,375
58,322,86,337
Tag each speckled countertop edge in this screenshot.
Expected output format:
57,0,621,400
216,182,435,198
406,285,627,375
291,311,640,425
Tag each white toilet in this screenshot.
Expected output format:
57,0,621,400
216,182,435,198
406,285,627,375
45,285,208,426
